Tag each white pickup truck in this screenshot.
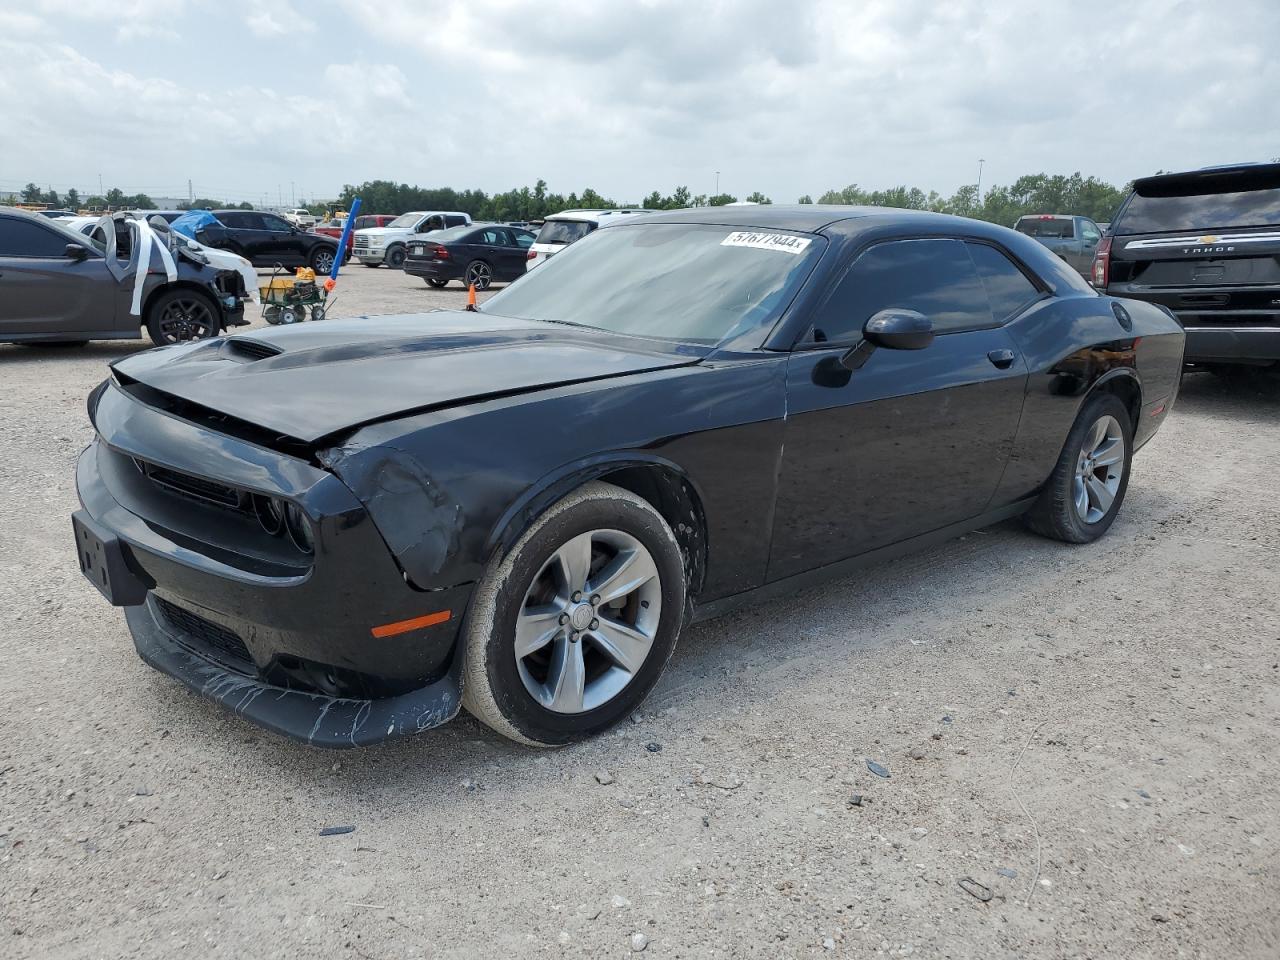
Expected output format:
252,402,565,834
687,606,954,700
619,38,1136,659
352,210,472,268
283,208,317,229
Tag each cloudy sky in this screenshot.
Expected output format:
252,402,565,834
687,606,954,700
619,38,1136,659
1,0,1277,206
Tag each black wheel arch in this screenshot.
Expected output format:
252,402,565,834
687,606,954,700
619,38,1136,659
484,454,710,604
1086,367,1142,430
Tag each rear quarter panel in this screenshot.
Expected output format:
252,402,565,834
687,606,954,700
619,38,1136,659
993,294,1183,504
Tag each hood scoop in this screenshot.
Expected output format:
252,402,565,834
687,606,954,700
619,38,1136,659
221,338,283,363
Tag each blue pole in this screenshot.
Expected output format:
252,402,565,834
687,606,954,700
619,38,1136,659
330,196,362,282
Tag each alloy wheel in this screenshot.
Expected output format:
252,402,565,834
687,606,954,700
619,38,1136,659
313,250,335,274
157,298,216,343
515,529,662,714
1073,414,1125,524
466,262,492,290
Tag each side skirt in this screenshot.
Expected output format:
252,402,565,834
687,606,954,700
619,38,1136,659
690,497,1038,624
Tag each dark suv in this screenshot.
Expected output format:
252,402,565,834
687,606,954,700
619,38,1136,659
1095,162,1280,371
197,210,344,274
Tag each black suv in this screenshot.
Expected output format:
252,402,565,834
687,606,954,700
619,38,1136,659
1095,162,1280,371
196,210,344,274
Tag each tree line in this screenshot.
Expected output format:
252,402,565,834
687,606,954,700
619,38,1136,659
334,172,1126,225
13,182,256,213
13,172,1131,226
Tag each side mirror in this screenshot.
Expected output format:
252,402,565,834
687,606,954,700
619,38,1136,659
863,309,934,350
839,308,934,370
64,243,89,260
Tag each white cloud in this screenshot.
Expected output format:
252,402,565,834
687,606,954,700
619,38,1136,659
1,0,1278,203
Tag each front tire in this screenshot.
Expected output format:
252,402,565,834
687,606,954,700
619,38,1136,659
145,289,220,346
461,481,687,746
1024,391,1133,543
385,246,406,269
464,259,493,290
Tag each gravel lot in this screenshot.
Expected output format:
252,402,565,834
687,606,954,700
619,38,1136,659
1,265,1277,959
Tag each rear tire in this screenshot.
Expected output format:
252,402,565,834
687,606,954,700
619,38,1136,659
309,247,336,275
1024,391,1133,544
461,481,686,746
425,278,449,288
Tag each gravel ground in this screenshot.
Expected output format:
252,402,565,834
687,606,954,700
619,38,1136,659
1,265,1277,959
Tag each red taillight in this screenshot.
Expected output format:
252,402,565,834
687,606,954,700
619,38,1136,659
432,245,450,259
1091,235,1111,288
526,250,537,260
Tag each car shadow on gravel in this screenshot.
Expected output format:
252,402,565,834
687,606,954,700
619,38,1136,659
0,340,155,365
1175,368,1280,414
146,511,1112,801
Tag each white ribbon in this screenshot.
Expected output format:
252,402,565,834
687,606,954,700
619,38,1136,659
128,218,178,316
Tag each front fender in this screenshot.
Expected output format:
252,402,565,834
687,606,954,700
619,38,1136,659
319,358,787,597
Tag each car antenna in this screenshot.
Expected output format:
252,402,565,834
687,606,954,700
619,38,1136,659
466,282,478,312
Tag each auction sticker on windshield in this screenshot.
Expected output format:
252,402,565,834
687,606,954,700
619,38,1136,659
720,231,813,254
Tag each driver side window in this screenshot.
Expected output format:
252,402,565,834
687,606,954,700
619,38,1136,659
261,214,291,232
808,238,994,344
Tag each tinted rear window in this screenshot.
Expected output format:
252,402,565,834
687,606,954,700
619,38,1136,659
537,220,592,244
1016,217,1075,238
1115,188,1280,233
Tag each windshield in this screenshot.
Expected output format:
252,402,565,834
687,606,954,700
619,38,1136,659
482,223,822,345
1116,188,1280,233
537,220,592,245
387,213,421,229
1016,217,1075,238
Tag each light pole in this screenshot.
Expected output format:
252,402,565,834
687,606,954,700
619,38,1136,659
715,171,720,196
976,159,985,200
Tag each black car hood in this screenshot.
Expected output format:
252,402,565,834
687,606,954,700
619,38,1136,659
112,311,706,443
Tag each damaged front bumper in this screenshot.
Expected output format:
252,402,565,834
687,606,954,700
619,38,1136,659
74,380,476,747
125,597,462,748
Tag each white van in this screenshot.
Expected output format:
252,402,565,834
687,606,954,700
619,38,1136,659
352,211,472,268
525,209,655,271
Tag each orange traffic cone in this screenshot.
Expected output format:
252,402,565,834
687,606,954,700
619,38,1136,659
465,282,477,311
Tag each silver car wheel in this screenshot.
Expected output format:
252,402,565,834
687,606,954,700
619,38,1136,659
515,529,662,714
1073,414,1125,524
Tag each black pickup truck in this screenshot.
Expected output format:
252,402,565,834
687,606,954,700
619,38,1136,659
1094,162,1280,371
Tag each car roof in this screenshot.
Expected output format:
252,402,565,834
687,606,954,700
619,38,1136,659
1132,161,1280,196
545,209,656,224
621,204,908,231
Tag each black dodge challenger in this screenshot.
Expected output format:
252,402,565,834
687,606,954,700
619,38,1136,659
72,206,1185,748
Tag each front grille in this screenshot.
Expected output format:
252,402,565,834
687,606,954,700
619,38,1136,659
155,597,253,667
137,460,243,509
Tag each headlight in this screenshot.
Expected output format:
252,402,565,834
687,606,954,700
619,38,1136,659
284,503,314,554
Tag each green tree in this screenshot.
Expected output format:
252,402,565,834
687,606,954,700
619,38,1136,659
21,182,42,203
42,189,60,207
798,194,814,204
743,191,772,204
707,193,737,206
65,188,80,209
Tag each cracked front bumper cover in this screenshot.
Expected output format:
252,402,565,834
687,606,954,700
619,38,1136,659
126,598,463,749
